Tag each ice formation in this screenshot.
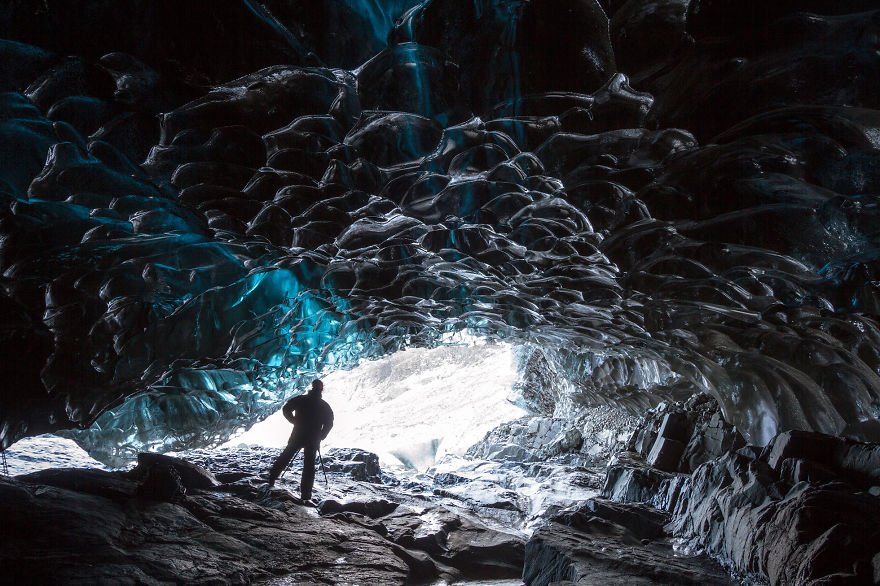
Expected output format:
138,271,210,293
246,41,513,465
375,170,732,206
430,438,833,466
0,0,879,466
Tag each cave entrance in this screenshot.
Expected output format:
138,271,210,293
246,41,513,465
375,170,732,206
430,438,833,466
226,338,528,471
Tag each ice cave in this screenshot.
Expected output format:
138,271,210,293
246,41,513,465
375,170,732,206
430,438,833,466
1,0,879,584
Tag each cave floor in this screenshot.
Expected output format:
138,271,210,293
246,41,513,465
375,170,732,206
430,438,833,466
0,444,736,585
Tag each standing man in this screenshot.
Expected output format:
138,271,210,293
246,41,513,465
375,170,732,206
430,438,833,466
266,379,334,502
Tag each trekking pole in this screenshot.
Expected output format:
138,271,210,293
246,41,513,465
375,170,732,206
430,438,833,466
317,447,329,488
279,451,299,479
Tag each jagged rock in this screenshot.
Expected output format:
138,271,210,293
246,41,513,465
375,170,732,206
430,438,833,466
765,429,846,472
467,416,584,462
617,400,880,584
425,454,607,529
146,447,529,581
626,395,745,474
778,457,839,485
377,506,525,578
129,452,219,490
321,447,383,482
650,474,688,513
842,442,880,485
681,411,745,473
554,498,668,541
385,542,460,584
0,468,411,584
136,462,187,502
669,445,880,585
646,435,684,472
601,451,675,503
655,411,688,442
318,498,399,518
14,468,138,500
433,480,523,513
523,498,734,585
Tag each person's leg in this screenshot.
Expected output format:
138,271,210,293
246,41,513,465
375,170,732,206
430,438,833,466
268,441,301,485
300,445,317,500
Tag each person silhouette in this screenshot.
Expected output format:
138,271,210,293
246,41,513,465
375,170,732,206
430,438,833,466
266,379,334,501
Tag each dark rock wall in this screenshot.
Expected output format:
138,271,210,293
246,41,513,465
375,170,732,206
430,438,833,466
598,397,880,584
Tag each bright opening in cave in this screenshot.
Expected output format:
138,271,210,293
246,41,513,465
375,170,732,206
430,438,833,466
225,338,528,471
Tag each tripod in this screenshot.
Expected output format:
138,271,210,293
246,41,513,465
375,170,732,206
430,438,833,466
279,450,298,479
317,447,329,488
279,447,329,489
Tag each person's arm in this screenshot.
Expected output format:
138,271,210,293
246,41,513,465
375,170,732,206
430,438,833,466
320,406,334,440
282,397,297,424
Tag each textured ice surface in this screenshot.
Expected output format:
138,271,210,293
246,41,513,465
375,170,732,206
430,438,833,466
1,1,880,461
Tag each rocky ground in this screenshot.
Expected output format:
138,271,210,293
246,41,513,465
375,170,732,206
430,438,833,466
0,450,523,584
3,395,878,584
601,395,880,585
0,397,811,585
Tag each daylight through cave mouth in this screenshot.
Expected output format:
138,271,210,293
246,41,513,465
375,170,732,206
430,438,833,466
5,338,530,474
226,338,528,471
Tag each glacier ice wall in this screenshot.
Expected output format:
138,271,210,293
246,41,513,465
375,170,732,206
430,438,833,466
1,0,880,460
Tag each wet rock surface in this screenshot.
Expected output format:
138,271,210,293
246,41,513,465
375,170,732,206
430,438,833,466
0,451,527,585
0,469,410,584
7,399,878,584
599,396,880,585
467,405,637,467
2,424,746,585
524,498,734,586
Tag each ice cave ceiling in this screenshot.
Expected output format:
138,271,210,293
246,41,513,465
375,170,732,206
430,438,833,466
1,0,880,462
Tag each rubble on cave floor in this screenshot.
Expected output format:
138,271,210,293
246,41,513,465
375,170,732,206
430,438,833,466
0,450,522,585
0,446,716,585
0,401,732,583
3,396,879,584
